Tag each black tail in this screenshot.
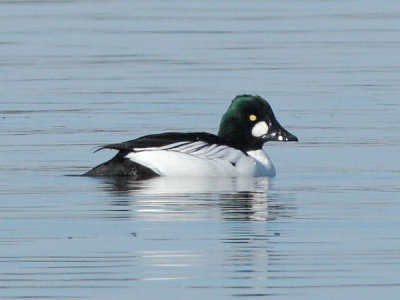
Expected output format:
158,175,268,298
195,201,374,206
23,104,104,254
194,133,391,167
83,155,159,180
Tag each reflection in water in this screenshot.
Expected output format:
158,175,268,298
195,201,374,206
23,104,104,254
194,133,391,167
96,176,295,222
101,176,269,195
90,176,296,298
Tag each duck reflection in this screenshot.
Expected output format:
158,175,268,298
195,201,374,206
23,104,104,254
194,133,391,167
95,176,294,222
91,176,296,295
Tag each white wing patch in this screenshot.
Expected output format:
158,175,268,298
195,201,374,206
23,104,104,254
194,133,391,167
126,141,276,177
133,141,190,152
132,141,241,163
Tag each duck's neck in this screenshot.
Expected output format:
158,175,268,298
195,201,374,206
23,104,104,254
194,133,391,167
218,130,263,152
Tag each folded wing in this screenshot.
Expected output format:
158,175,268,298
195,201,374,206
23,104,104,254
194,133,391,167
90,132,247,177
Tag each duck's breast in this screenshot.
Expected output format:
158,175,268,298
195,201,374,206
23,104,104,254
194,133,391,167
245,149,276,177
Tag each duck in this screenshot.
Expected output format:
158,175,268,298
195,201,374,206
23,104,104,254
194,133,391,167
83,95,298,179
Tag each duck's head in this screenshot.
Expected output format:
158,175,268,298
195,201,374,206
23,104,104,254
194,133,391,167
218,95,298,151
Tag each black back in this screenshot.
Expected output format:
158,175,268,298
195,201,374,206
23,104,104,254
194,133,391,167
95,132,238,153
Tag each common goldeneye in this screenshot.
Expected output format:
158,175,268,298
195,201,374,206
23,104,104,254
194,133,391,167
84,95,298,179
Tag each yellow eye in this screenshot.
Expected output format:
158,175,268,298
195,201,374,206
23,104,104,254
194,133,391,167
249,114,257,121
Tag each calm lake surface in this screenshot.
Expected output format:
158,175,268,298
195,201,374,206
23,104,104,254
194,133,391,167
1,0,400,299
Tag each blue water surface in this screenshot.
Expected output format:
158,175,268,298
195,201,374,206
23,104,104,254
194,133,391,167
1,0,400,299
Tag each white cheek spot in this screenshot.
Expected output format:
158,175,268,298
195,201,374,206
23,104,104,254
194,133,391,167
251,121,269,137
278,135,283,141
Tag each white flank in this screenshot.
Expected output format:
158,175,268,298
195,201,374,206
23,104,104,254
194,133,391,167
251,121,269,137
126,142,276,178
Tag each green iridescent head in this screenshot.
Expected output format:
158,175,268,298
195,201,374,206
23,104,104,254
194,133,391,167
218,95,298,151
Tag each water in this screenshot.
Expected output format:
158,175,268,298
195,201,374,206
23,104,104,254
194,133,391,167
1,0,400,299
